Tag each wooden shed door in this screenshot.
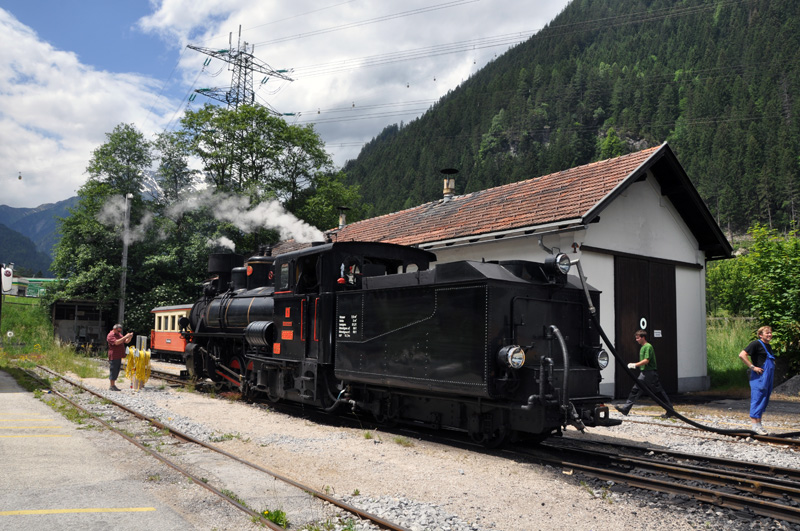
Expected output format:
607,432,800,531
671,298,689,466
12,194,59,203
614,256,678,398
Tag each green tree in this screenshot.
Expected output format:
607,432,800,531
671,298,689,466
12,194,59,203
743,225,800,366
50,180,122,303
707,225,800,369
296,171,364,232
52,124,162,329
153,131,197,206
86,123,153,196
598,127,625,160
180,104,332,206
270,123,333,212
706,258,750,316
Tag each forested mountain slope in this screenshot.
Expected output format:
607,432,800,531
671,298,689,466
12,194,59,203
343,0,799,235
0,197,78,257
0,224,52,276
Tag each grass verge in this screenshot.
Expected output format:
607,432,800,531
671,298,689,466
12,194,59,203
0,296,103,379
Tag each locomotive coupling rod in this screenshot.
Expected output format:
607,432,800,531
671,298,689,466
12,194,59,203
216,363,243,383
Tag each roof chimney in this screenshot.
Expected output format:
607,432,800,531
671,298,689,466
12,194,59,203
441,168,458,202
337,206,351,229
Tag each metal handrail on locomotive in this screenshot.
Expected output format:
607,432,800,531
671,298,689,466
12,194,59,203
151,304,193,362
178,241,619,445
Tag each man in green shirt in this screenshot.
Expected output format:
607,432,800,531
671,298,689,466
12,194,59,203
615,329,675,418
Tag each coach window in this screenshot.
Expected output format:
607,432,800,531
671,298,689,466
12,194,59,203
157,316,162,330
171,315,176,331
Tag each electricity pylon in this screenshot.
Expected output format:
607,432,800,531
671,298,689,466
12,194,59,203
188,26,293,112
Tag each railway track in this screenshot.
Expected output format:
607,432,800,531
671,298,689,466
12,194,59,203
619,415,800,448
508,437,800,525
35,366,411,531
90,360,800,526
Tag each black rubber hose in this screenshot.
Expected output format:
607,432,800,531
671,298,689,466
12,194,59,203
588,310,761,437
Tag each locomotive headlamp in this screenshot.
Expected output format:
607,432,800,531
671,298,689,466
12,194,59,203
544,253,571,277
498,345,526,369
595,348,609,370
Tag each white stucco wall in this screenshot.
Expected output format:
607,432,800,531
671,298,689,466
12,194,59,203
427,171,709,395
583,173,698,263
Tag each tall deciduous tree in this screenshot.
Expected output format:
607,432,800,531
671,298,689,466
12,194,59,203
51,180,123,304
86,123,152,196
153,131,197,206
180,103,332,206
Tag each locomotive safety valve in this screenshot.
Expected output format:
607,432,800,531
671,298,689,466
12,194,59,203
497,345,525,369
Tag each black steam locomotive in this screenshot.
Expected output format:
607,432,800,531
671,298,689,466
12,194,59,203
180,241,618,445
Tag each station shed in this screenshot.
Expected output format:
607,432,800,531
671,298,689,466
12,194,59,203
51,299,112,350
277,142,731,397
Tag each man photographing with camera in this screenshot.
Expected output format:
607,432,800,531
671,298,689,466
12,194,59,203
107,323,133,391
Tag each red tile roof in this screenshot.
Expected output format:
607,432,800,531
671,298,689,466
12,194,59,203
328,145,662,247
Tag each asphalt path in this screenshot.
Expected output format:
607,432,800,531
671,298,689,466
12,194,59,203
0,370,196,530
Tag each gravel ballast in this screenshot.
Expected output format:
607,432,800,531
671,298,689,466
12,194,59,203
66,369,800,531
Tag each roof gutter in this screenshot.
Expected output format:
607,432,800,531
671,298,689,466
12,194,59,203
417,218,586,252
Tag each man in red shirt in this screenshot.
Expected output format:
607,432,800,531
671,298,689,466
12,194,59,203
107,324,133,391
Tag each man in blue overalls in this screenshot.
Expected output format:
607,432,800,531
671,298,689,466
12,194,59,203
739,326,776,436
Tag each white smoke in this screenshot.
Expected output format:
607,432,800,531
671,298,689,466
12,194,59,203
209,236,236,250
96,195,127,226
97,195,154,244
167,190,325,243
97,191,325,248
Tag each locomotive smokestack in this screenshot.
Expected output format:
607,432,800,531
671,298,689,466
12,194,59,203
441,168,458,202
337,206,351,229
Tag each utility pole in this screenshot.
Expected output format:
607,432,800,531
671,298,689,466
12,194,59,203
117,193,133,325
0,263,13,346
188,25,293,111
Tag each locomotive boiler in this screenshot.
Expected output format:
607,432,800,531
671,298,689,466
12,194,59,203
180,241,618,445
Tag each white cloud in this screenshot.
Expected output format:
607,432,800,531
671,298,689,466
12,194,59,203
0,9,175,207
0,1,570,208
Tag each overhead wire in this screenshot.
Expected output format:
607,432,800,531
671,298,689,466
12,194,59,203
157,0,759,142
290,31,532,78
275,0,758,126
251,0,480,47
141,47,189,130
190,0,359,47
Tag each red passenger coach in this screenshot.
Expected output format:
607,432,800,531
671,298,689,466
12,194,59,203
150,304,193,361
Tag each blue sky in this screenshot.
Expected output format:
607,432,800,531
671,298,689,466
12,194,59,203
8,2,171,78
0,0,571,208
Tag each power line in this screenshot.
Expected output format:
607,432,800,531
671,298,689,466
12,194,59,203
187,26,293,111
251,0,480,47
290,31,532,78
159,0,763,149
